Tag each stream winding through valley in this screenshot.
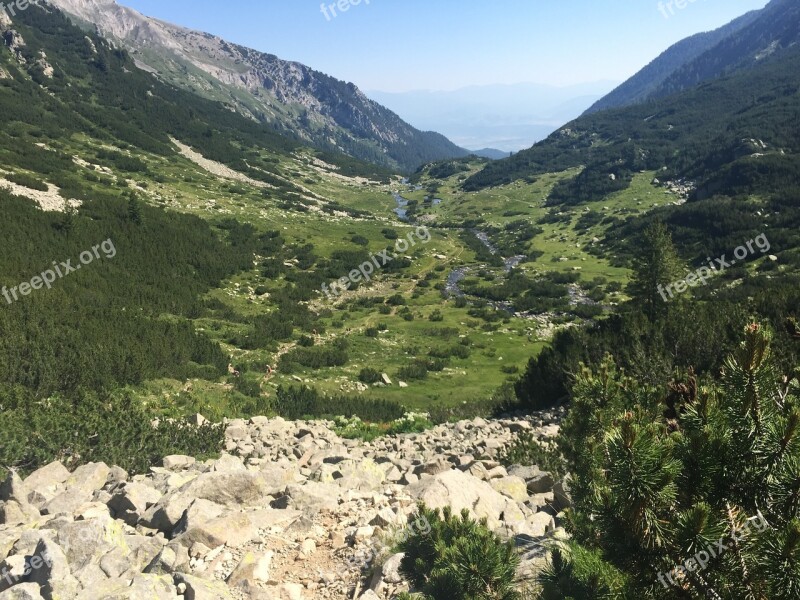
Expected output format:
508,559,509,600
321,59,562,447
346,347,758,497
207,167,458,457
392,186,526,314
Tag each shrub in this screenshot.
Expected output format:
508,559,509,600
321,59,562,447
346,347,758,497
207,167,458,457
499,432,565,479
230,373,261,399
298,335,315,347
543,325,800,599
387,294,407,306
6,172,49,191
272,385,405,422
278,338,349,370
0,390,223,478
398,504,521,600
398,361,429,381
359,367,382,384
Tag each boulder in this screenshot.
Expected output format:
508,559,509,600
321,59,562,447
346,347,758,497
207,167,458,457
227,551,273,588
42,463,110,516
415,458,451,477
553,476,572,511
0,473,40,526
174,573,235,600
175,471,268,508
409,469,525,530
259,463,297,495
55,516,129,572
0,584,45,600
161,456,195,471
29,537,81,600
273,482,340,513
489,476,529,503
173,506,296,550
526,472,555,494
106,482,162,526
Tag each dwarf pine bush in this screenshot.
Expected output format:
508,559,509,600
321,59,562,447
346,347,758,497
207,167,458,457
540,324,800,599
398,504,521,600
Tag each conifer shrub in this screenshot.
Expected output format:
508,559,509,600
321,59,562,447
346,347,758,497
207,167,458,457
398,504,521,600
272,385,405,422
541,324,800,599
0,389,224,478
358,367,382,384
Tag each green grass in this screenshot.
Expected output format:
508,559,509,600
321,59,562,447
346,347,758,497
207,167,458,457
28,130,653,418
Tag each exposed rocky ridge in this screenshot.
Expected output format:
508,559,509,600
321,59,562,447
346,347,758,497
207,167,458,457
39,0,468,172
0,411,568,599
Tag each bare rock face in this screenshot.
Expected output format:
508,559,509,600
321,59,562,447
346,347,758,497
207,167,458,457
0,409,566,599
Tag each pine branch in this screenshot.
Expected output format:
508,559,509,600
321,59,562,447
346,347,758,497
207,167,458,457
725,502,762,600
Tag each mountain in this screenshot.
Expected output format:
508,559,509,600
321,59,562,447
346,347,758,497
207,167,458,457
465,1,800,193
586,0,798,114
369,81,615,152
471,148,511,160
42,0,468,172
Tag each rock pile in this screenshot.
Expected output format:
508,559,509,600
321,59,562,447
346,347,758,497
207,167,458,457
0,409,567,599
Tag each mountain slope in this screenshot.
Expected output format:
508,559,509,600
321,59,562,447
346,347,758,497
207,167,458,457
586,0,798,114
43,0,467,172
464,6,800,195
585,9,760,114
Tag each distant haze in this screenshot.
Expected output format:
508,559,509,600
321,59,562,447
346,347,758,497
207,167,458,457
368,81,617,152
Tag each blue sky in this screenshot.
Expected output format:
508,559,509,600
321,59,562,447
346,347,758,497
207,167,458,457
120,0,770,92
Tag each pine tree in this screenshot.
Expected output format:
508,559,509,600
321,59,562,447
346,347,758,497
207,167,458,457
127,193,142,224
626,222,685,322
541,324,800,599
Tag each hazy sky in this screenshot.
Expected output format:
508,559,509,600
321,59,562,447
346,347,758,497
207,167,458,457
119,0,770,93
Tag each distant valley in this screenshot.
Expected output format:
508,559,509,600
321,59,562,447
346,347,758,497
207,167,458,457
368,81,616,152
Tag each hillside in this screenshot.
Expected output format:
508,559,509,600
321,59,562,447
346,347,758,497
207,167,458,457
584,8,760,114
587,0,799,114
42,0,468,172
0,2,554,430
463,42,800,196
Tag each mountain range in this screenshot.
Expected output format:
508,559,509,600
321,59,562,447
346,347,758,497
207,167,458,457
369,81,615,152
42,0,468,172
1,1,800,598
